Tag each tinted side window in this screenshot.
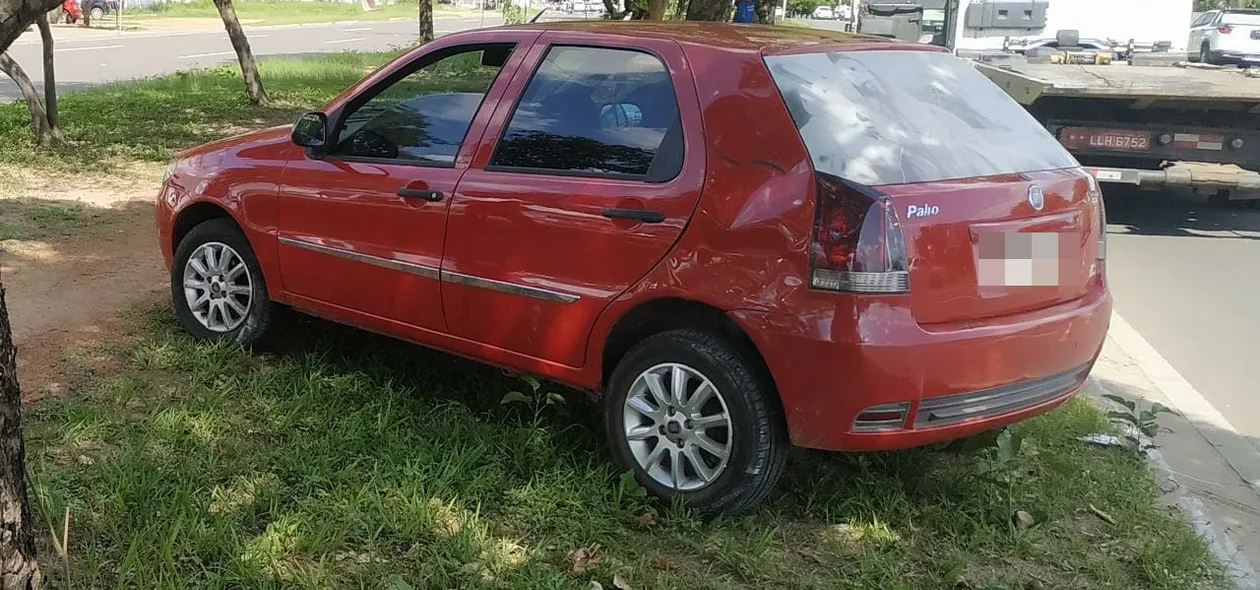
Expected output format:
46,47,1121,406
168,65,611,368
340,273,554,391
337,46,512,165
1191,12,1211,27
490,46,682,180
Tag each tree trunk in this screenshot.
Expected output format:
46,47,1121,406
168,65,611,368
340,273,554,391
35,14,58,133
0,0,64,55
0,281,42,590
753,0,774,22
212,0,266,105
685,0,730,21
647,0,666,19
0,53,55,145
418,0,433,44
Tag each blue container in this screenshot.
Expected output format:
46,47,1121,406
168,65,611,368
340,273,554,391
733,0,754,22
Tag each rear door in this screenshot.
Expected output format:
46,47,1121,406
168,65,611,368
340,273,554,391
765,48,1100,326
440,33,705,367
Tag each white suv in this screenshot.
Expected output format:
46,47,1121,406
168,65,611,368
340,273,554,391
1190,9,1260,65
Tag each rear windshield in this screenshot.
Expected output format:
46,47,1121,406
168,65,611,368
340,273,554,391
764,50,1077,186
1223,12,1260,25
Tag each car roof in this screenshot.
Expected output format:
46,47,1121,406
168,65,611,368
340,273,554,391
484,21,919,55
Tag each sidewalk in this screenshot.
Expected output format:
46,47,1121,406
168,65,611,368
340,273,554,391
1092,313,1260,589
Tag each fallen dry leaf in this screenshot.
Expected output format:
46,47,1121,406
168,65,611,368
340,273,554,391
1089,504,1116,525
566,544,603,575
636,513,658,527
651,556,670,570
613,573,631,590
588,582,604,590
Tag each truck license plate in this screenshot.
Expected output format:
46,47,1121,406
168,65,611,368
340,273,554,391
1059,127,1151,151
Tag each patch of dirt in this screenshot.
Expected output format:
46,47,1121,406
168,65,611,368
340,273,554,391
1,181,166,399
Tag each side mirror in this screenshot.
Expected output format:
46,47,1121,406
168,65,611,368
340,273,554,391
291,112,328,152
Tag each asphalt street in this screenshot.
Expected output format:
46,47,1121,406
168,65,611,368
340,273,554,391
1,15,503,100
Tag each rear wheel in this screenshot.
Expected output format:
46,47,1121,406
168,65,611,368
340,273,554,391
1201,42,1215,65
171,218,273,346
605,330,788,516
89,6,104,20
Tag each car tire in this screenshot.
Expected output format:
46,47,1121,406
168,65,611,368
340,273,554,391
1201,42,1215,65
89,6,103,20
171,218,273,346
604,329,789,516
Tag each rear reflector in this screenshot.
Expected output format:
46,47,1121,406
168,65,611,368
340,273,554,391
809,173,910,294
852,402,910,432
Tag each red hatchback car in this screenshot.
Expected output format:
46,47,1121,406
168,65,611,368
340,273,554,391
156,22,1111,514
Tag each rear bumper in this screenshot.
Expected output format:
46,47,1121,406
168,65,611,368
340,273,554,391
732,277,1111,451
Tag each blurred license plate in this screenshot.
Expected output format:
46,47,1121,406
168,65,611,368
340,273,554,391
1059,127,1151,151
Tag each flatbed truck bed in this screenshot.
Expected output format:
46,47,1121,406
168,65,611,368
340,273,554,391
974,58,1260,197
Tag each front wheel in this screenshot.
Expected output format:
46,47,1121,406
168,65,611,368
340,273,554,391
605,330,789,516
89,6,104,20
171,218,273,346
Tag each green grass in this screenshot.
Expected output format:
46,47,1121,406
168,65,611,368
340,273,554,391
23,308,1227,589
128,0,469,26
0,51,403,177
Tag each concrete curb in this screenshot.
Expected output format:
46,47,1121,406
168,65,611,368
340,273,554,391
1090,376,1259,590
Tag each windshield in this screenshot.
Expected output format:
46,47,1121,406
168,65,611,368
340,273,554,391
1223,12,1260,25
764,50,1078,186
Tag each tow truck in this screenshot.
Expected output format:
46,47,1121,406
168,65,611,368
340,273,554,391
858,0,1260,202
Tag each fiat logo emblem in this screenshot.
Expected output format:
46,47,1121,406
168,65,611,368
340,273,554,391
1028,185,1045,211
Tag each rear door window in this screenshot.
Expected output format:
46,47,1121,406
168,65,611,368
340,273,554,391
489,45,683,181
765,50,1078,186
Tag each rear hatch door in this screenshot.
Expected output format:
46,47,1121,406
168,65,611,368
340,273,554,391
764,47,1100,325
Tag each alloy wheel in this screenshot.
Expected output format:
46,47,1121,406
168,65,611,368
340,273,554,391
622,363,733,492
182,241,253,333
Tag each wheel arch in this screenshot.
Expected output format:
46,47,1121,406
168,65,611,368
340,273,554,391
599,298,779,404
171,200,239,254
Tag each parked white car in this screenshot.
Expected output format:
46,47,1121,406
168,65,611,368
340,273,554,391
811,5,835,19
1190,9,1260,65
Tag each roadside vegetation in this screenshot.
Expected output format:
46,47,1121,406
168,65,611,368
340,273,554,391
128,0,467,27
26,306,1226,589
1,51,1228,589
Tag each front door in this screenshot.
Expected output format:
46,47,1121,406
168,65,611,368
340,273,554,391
277,41,529,333
440,34,706,367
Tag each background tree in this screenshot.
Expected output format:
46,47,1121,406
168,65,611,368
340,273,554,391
36,13,59,135
0,53,55,144
1,0,61,53
212,0,266,104
419,0,433,44
0,278,41,589
753,0,775,22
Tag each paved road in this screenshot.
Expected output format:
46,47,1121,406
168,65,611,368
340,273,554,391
1103,188,1260,445
1,15,503,100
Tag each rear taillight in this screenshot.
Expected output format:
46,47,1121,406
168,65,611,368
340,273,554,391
1087,173,1106,260
1219,25,1234,34
809,173,910,293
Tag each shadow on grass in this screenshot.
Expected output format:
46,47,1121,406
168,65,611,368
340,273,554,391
18,304,1230,589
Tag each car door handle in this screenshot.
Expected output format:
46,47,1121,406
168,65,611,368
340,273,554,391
397,187,444,202
601,208,665,223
